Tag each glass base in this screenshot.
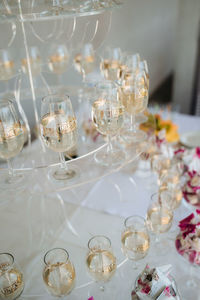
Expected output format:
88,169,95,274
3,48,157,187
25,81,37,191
123,129,147,144
48,165,79,183
0,172,24,190
94,148,126,167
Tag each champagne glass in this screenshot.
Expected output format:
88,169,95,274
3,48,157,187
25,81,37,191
43,248,76,297
0,253,24,300
74,43,96,83
151,153,171,185
121,216,150,269
136,60,149,124
146,193,173,253
86,235,117,291
0,49,16,81
159,169,183,209
47,44,69,75
92,81,125,166
139,60,149,88
120,69,149,143
0,98,24,185
21,46,42,77
100,47,123,82
40,94,78,181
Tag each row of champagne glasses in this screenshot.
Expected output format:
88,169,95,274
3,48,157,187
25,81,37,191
0,203,176,299
0,45,69,80
0,70,148,185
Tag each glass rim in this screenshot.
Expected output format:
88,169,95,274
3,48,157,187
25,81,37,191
0,252,14,265
44,247,69,265
42,93,70,103
124,215,146,228
88,235,111,251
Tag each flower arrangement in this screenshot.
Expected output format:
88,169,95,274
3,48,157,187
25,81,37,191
175,210,200,265
140,112,179,143
183,170,200,207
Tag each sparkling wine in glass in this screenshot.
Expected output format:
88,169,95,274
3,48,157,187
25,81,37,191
0,253,24,300
92,81,125,167
74,43,96,82
48,44,69,75
121,215,150,269
146,193,173,254
151,153,171,185
21,46,42,77
120,68,149,143
86,235,116,291
159,169,182,209
0,98,24,185
100,47,123,82
0,49,16,81
40,94,78,181
43,248,75,297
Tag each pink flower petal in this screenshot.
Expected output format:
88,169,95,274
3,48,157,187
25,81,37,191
179,213,195,225
196,147,200,158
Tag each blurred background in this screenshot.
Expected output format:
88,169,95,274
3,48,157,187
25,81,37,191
0,0,200,130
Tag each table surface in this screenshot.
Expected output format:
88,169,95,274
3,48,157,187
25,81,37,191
0,112,200,300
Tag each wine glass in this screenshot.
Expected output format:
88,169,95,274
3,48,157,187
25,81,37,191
100,47,123,82
86,235,117,291
92,81,125,166
21,46,42,77
74,43,97,83
136,60,149,124
40,94,78,181
0,49,16,81
47,44,69,75
159,169,182,209
151,153,171,185
0,253,24,300
146,192,173,253
43,248,76,297
0,98,24,185
120,69,149,143
121,215,150,269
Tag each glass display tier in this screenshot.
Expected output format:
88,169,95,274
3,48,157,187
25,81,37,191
0,0,124,23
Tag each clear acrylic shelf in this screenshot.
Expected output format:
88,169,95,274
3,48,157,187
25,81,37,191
0,0,124,23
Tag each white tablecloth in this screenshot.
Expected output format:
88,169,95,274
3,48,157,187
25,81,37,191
0,113,200,300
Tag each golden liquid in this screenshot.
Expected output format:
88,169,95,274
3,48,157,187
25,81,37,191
48,54,69,74
147,206,173,234
0,60,15,80
151,155,171,176
100,59,122,81
43,262,75,297
121,231,150,260
0,123,24,159
40,112,77,152
74,54,95,74
0,267,24,300
119,87,148,114
86,249,116,282
92,99,124,136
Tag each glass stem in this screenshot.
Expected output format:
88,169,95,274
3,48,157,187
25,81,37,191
59,152,67,170
7,159,14,177
155,234,160,244
130,114,136,132
132,260,138,270
107,135,113,154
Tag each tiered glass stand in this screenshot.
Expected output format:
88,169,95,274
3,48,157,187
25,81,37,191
0,2,150,299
